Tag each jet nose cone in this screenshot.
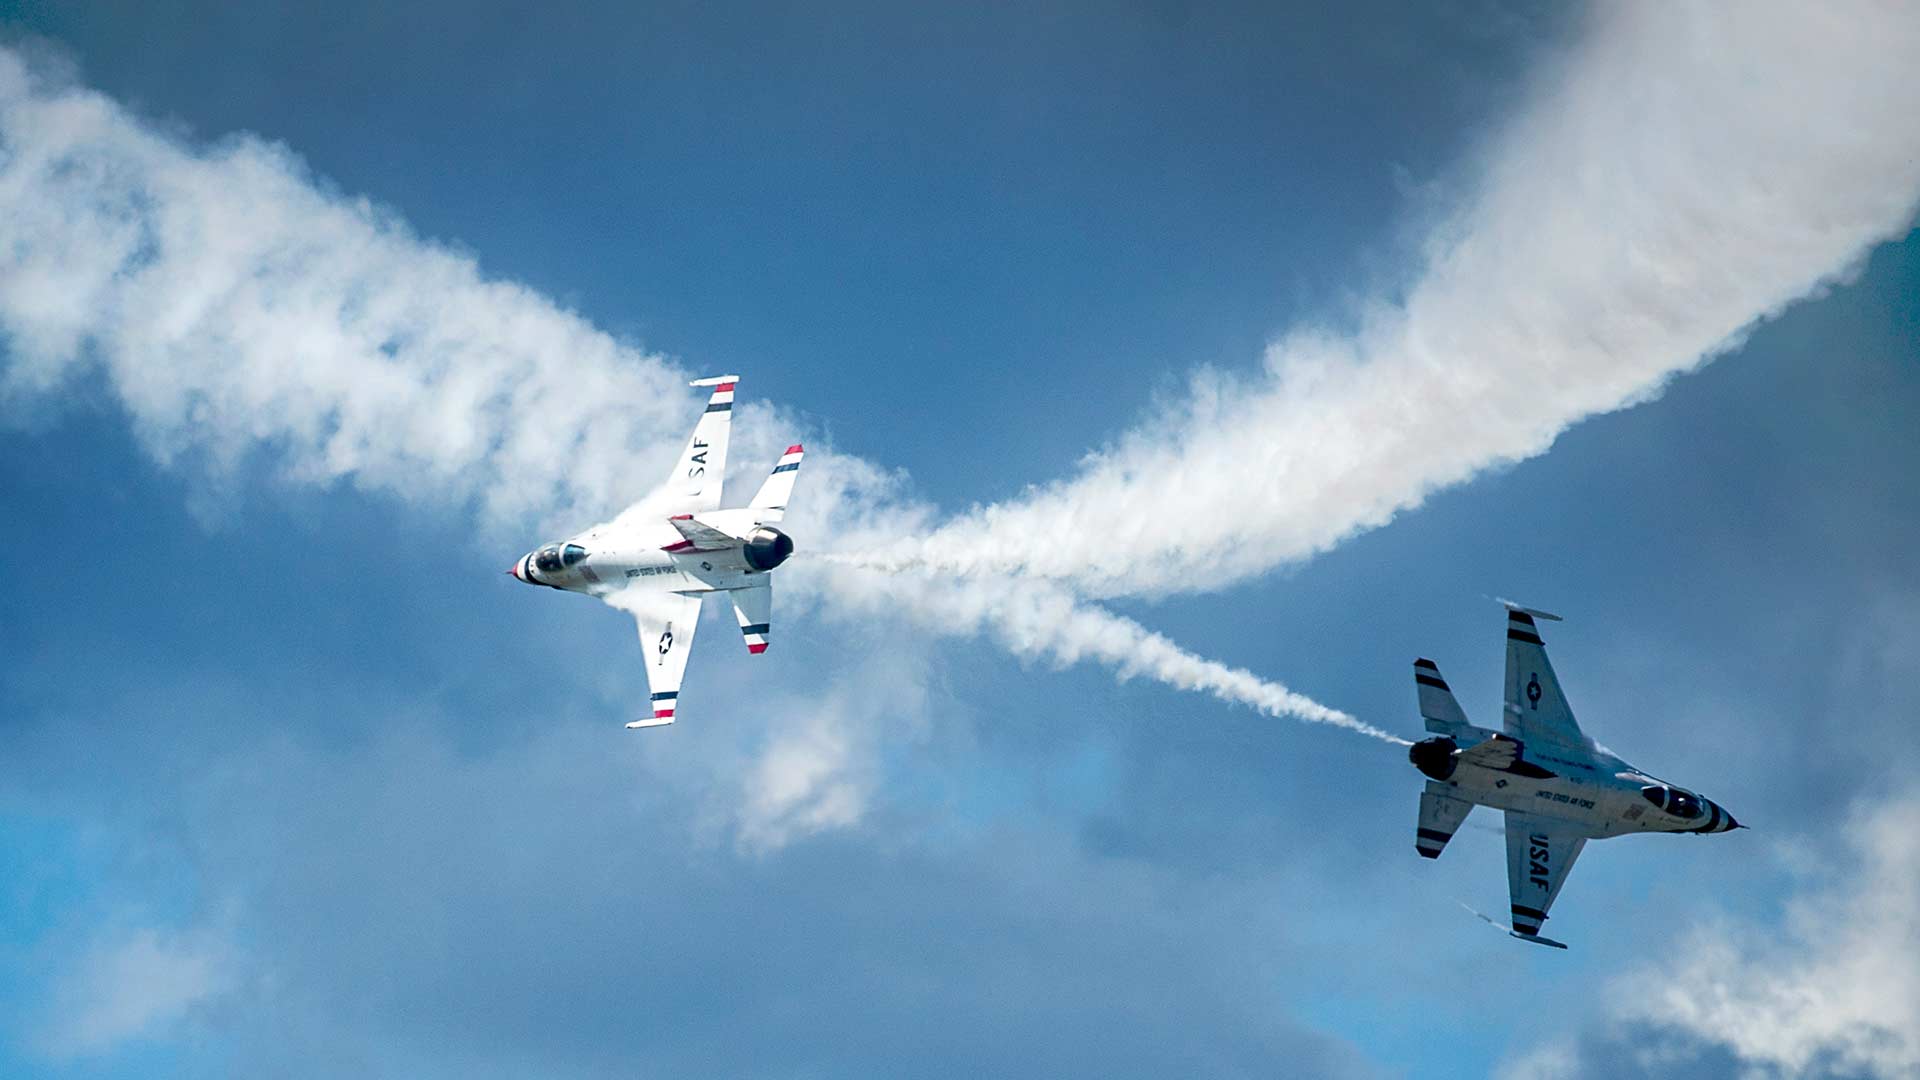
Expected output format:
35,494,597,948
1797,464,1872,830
508,557,527,582
1710,800,1741,832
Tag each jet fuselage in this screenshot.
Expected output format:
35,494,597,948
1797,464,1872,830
512,525,776,598
1410,726,1739,839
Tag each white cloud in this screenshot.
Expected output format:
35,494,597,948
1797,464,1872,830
849,2,1920,599
1497,794,1920,1080
1611,795,1920,1078
36,923,235,1058
730,645,934,853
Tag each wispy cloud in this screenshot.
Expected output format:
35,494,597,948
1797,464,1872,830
846,3,1920,599
726,642,937,853
34,923,235,1058
1499,793,1920,1080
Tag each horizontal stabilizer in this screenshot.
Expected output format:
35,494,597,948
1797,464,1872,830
1417,783,1474,859
625,716,676,730
748,445,805,523
728,581,773,655
1414,658,1469,734
1508,930,1569,950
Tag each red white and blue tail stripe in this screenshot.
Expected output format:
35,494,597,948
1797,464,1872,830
740,623,769,654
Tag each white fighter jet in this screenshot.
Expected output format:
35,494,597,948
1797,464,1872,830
509,376,803,729
1407,605,1742,949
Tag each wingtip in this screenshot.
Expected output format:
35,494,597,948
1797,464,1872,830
1497,598,1564,621
785,443,804,456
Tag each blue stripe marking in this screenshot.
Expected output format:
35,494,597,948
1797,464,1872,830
650,691,678,701
740,623,770,635
770,462,799,473
704,402,732,413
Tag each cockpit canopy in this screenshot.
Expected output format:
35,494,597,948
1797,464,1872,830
533,543,589,574
1640,784,1704,820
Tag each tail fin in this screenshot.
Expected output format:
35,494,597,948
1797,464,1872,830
748,444,804,522
1414,658,1469,735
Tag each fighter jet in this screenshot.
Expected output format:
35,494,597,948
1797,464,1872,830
1406,605,1742,948
510,376,803,729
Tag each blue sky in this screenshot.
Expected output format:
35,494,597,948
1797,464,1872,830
2,4,1918,1078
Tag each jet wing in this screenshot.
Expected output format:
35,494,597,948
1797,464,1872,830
727,581,772,655
663,514,740,554
1502,607,1592,757
1503,810,1587,948
615,590,705,728
662,376,739,516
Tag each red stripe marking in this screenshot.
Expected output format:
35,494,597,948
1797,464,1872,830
663,541,694,552
669,513,692,520
654,708,674,718
747,643,767,654
785,444,803,455
716,382,735,392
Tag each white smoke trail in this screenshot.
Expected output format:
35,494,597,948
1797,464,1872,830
806,561,1407,745
0,45,690,533
0,44,1378,758
847,2,1920,599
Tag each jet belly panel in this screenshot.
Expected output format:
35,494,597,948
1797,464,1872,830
597,550,694,592
1448,763,1608,834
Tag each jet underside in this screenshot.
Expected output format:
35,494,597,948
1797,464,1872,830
1407,607,1740,948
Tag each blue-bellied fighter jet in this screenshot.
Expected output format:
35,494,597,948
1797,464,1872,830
1407,605,1743,948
